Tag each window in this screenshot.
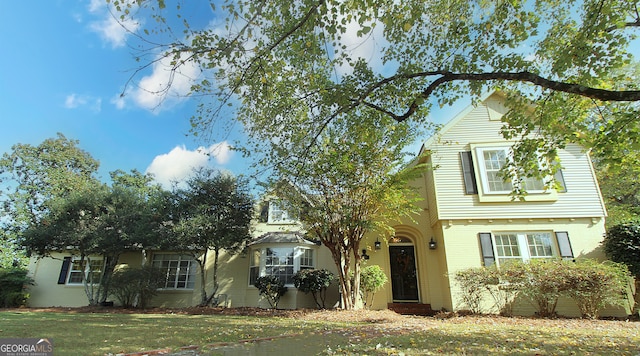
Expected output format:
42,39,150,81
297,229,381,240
476,147,545,194
66,257,103,285
268,200,296,224
265,248,295,284
250,247,315,286
152,254,196,289
485,232,557,266
481,149,513,193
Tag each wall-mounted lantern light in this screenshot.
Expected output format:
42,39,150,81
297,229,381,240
374,238,381,250
362,249,370,260
429,237,437,250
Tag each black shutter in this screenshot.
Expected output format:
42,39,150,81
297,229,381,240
554,169,567,193
259,201,269,222
460,151,478,194
58,256,71,284
555,231,574,259
478,233,495,267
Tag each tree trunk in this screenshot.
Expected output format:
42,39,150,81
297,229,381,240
205,248,220,306
197,250,208,306
98,254,119,304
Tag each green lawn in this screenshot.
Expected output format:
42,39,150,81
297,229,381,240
0,310,638,355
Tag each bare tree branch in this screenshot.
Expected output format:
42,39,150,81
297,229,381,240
361,71,640,123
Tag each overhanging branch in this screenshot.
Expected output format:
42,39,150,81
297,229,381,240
362,71,640,123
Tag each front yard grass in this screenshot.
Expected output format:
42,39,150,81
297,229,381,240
0,309,638,355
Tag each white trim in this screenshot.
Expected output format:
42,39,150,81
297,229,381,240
492,231,557,265
267,200,297,224
249,245,316,287
66,256,103,285
151,253,197,290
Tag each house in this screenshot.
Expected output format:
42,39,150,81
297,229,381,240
25,92,630,317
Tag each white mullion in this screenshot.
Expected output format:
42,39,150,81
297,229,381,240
517,233,531,261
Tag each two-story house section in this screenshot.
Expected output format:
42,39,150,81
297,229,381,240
360,91,615,317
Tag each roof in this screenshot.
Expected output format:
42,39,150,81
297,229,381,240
248,231,319,246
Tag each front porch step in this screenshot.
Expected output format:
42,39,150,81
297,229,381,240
387,303,435,316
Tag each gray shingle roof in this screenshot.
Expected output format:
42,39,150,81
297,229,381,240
248,231,319,246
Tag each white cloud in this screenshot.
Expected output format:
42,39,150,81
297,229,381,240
110,92,127,110
64,93,102,112
88,0,141,49
145,142,232,188
112,53,201,113
132,53,201,112
88,0,105,13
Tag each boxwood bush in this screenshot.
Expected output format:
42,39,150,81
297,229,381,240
109,266,165,309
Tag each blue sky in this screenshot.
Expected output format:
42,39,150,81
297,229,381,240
0,1,243,188
0,1,467,189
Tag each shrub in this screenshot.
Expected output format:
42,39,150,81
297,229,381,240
254,275,288,309
500,260,570,317
454,265,521,315
563,259,631,319
605,220,640,316
0,267,34,307
456,259,633,318
293,269,335,309
360,265,388,309
453,267,497,314
109,266,165,308
605,220,640,277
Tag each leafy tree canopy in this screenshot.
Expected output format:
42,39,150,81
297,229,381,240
0,133,100,267
116,0,639,177
270,110,425,309
168,168,254,306
21,178,169,305
0,133,100,227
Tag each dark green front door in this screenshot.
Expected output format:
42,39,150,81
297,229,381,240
389,245,419,301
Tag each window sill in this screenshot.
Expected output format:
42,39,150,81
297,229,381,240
477,190,558,203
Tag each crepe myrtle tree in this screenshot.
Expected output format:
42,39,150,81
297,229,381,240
114,0,640,186
168,168,254,307
270,109,424,310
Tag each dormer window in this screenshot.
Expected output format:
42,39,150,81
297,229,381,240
268,200,296,224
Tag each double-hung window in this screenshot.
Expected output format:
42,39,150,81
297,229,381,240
480,231,571,267
67,257,103,285
476,147,545,194
493,232,555,265
152,254,196,289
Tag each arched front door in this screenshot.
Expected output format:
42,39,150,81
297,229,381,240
389,237,419,301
